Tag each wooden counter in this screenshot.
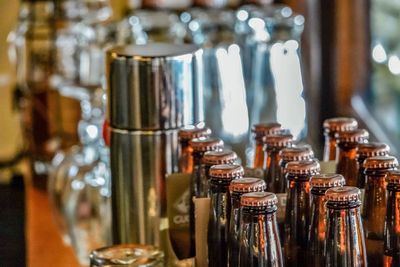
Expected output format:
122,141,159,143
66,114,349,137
27,185,80,267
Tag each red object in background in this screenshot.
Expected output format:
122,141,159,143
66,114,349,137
103,120,110,147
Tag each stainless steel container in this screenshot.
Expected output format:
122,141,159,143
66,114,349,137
106,43,203,248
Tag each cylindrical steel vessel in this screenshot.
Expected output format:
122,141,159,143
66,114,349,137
106,43,203,249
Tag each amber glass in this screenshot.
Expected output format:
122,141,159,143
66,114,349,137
179,140,194,174
336,143,359,186
325,187,367,267
208,177,233,267
238,193,283,267
266,147,284,192
284,173,311,266
324,132,337,162
254,141,265,169
363,167,394,267
384,179,400,266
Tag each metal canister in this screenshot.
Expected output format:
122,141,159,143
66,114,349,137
106,43,203,250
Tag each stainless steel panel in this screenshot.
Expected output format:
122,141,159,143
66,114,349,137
110,128,179,245
106,43,203,130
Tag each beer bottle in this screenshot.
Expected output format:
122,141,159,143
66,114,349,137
325,186,367,267
238,192,283,267
228,178,266,267
384,170,400,266
189,137,223,256
207,164,244,267
307,174,345,267
264,132,294,192
201,149,238,197
178,125,211,173
279,145,314,193
362,156,398,267
284,159,320,267
356,142,389,188
323,117,358,161
251,122,283,168
336,129,369,186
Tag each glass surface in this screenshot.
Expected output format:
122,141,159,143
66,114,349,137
384,184,400,267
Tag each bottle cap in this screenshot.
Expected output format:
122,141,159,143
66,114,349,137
357,142,389,158
263,133,293,148
209,164,244,179
285,159,320,175
336,129,369,144
106,43,202,130
280,145,314,162
230,178,266,193
240,192,278,207
387,170,400,185
203,149,237,165
325,186,361,202
190,137,224,152
363,155,399,169
90,244,164,266
310,173,345,188
251,122,282,139
178,126,211,141
323,117,358,133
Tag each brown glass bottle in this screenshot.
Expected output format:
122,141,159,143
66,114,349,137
325,186,367,267
336,129,369,186
207,164,244,267
251,123,282,169
356,142,389,189
264,133,294,192
384,170,400,266
362,156,398,267
279,145,314,193
201,149,237,197
188,136,223,256
228,178,266,267
178,125,211,174
323,117,358,162
238,192,283,267
284,159,320,267
307,174,345,267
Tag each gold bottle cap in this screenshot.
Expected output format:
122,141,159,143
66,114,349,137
203,149,237,165
386,170,400,184
336,129,369,144
363,155,399,169
178,126,211,141
209,164,244,179
251,122,282,139
357,142,390,158
240,192,278,207
190,137,224,152
90,244,164,266
230,178,266,193
323,117,358,133
263,133,294,148
280,145,314,162
285,159,320,175
310,173,345,188
325,186,361,202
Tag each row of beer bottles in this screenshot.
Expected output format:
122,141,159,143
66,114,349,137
176,118,400,266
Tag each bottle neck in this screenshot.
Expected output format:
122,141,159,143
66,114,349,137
266,148,284,192
308,192,328,263
239,206,282,266
323,132,337,162
253,141,264,169
336,143,358,186
384,185,400,258
325,202,366,266
179,141,193,174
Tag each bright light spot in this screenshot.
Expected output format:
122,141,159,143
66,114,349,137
128,16,140,26
281,7,293,18
372,44,387,63
237,10,249,22
294,15,305,26
249,18,265,31
71,179,85,190
388,55,400,75
68,165,79,178
189,21,199,32
180,12,191,24
87,125,98,139
249,18,270,42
